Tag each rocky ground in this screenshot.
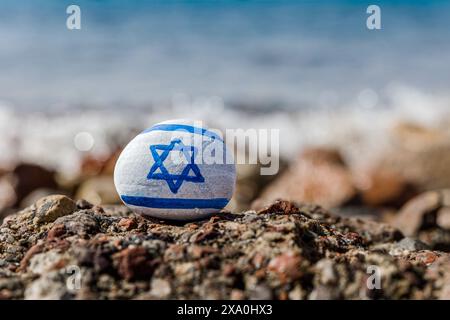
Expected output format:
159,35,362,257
1,120,449,300
1,194,450,300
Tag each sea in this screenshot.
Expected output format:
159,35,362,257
0,0,449,174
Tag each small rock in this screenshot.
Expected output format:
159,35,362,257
12,164,58,206
20,189,66,209
53,212,99,238
394,190,450,236
0,176,16,213
47,224,66,241
230,289,245,300
24,272,70,300
28,250,68,275
268,252,302,280
437,207,450,229
380,122,450,190
391,237,429,255
150,278,171,298
33,195,77,225
257,200,299,215
76,199,93,210
253,148,356,210
354,168,416,207
113,247,157,280
118,218,137,231
248,284,272,300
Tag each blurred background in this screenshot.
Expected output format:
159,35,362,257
1,0,450,222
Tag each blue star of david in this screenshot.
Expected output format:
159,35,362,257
147,139,205,194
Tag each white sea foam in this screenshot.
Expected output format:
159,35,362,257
0,85,448,176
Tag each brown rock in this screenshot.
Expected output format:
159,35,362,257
268,252,302,280
33,195,77,224
227,161,285,212
257,200,299,215
437,207,450,229
253,148,356,210
118,218,137,231
394,189,450,237
20,188,66,209
0,176,16,213
12,164,58,205
380,122,450,190
19,243,44,271
354,168,416,207
76,199,93,210
114,247,158,281
47,224,66,241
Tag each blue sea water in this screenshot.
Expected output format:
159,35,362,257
0,0,449,110
0,1,449,172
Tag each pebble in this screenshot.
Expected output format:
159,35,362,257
150,278,172,298
33,195,77,224
394,189,450,236
114,119,236,220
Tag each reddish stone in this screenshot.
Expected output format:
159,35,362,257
47,224,66,241
192,224,217,243
268,252,302,280
19,243,44,271
189,245,219,259
257,200,299,215
114,247,158,281
354,168,416,207
118,218,137,231
394,190,443,236
12,164,58,206
253,148,356,210
222,264,235,276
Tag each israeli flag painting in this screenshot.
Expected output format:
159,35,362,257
114,119,236,220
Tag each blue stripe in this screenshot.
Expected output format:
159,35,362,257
121,195,229,209
141,124,223,142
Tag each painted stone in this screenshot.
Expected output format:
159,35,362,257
114,119,236,220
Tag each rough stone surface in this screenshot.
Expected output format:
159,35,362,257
1,196,450,299
394,190,450,249
33,195,77,225
253,148,357,210
380,122,450,191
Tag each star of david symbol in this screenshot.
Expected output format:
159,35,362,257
147,139,205,194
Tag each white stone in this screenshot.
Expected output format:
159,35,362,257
114,119,236,220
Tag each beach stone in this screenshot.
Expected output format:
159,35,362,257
12,164,58,206
33,195,77,224
354,168,416,207
114,119,236,220
390,238,429,255
394,189,450,237
252,148,356,210
20,188,65,209
227,160,285,212
379,122,450,191
0,176,16,213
